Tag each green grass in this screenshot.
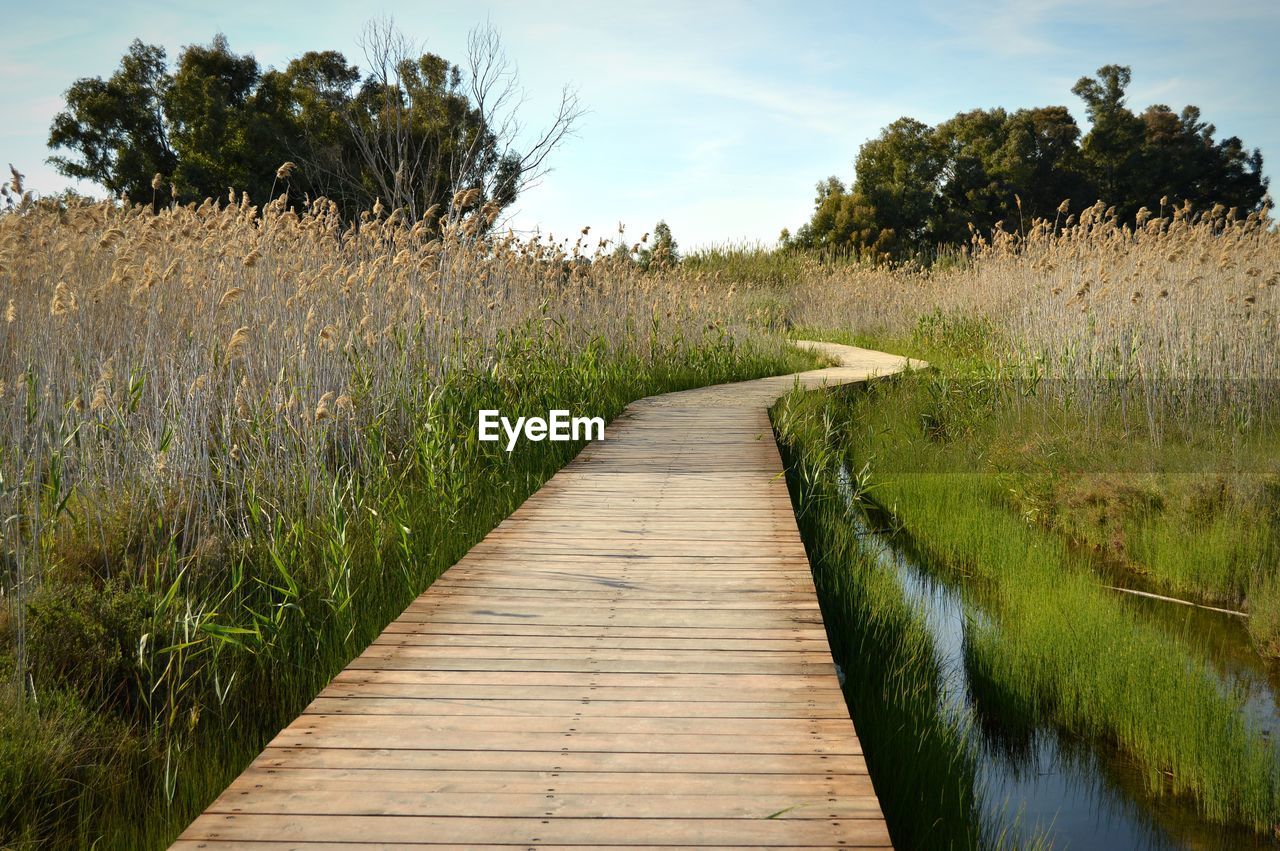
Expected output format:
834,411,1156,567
776,333,1280,835
683,243,868,289
883,467,1280,830
797,318,1280,640
0,329,820,849
773,388,987,850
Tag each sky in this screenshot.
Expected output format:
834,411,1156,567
3,0,1278,248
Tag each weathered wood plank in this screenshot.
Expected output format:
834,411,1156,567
256,745,870,774
178,815,892,846
205,790,884,820
303,697,849,718
225,767,876,796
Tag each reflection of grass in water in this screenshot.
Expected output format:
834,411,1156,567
781,373,1280,836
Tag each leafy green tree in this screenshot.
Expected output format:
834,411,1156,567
48,40,177,204
850,118,943,254
993,107,1094,222
1072,64,1147,214
1139,104,1267,214
345,45,492,220
164,35,281,203
787,177,888,258
792,63,1268,261
929,108,1011,244
250,51,362,209
46,24,580,221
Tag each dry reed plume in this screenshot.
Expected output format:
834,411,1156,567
0,190,743,683
787,201,1278,414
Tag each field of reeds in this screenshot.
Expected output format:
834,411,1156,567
724,201,1279,409
0,190,817,848
4,179,1276,849
693,203,1279,632
746,202,1280,845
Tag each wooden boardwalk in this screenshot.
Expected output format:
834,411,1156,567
173,342,918,850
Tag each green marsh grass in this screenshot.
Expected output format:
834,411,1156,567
792,321,1279,643
773,387,986,850
799,371,1280,835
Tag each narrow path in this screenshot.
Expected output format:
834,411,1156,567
173,342,920,850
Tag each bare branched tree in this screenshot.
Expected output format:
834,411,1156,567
337,18,582,226
459,23,583,223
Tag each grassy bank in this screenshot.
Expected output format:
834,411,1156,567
773,388,987,850
774,337,1280,836
798,321,1280,650
0,194,817,847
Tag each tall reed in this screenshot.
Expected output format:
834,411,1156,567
0,190,810,847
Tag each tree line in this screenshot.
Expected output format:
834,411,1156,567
784,65,1270,260
47,21,581,223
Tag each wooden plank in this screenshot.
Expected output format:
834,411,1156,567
371,620,827,636
225,767,876,796
343,658,833,676
303,697,850,719
314,682,849,706
172,342,914,849
279,712,856,737
256,746,869,775
265,728,861,756
387,610,826,629
174,845,872,851
178,815,891,846
354,646,835,662
329,670,837,689
368,635,833,651
205,790,884,820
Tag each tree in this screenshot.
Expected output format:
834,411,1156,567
790,63,1269,261
652,221,678,263
1072,65,1147,215
994,106,1094,221
787,177,888,258
851,117,943,254
48,40,177,203
312,19,581,223
164,35,276,203
638,220,679,270
1138,104,1267,214
260,52,362,209
930,108,1011,244
46,23,581,223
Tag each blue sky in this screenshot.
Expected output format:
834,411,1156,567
3,0,1278,247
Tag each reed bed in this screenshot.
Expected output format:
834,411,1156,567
772,203,1280,418
731,204,1280,641
0,190,810,847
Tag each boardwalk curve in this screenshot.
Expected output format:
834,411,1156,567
173,342,920,850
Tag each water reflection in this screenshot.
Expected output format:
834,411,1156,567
837,465,1279,849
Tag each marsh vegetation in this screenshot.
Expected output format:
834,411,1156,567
768,203,1279,847
4,29,1277,845
0,190,815,847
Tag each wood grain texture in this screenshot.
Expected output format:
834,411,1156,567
173,342,920,849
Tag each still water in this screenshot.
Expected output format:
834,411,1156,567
837,466,1280,849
